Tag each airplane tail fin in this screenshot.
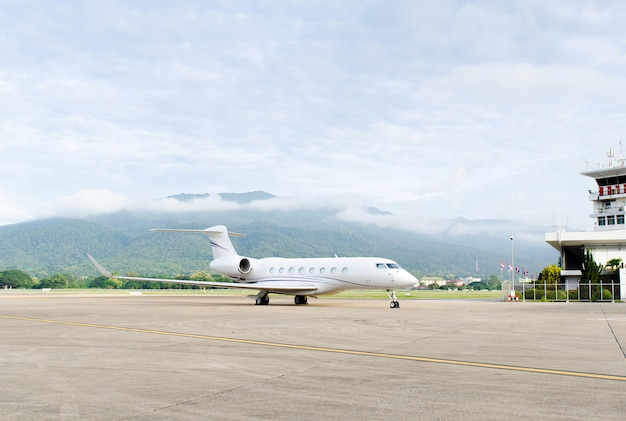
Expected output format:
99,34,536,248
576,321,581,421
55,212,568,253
150,225,244,260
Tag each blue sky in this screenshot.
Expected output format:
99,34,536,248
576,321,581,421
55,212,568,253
1,1,625,238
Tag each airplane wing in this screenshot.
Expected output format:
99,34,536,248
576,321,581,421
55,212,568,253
87,255,318,294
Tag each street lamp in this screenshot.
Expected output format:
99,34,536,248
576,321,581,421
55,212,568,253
510,235,515,294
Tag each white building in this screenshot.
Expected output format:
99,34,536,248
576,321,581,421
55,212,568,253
545,149,626,300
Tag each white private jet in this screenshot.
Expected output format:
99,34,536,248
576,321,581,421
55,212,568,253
88,225,418,308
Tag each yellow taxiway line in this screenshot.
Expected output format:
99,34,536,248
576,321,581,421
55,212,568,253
3,314,626,382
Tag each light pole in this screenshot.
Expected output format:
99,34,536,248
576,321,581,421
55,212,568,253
510,235,515,298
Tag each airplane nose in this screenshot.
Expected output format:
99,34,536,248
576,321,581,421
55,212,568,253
394,270,418,288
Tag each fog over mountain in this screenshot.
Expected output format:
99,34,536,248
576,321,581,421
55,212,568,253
0,192,558,279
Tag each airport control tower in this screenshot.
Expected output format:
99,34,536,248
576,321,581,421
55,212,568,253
545,148,626,300
583,149,626,231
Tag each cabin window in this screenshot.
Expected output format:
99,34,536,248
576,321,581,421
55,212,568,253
279,267,285,274
320,267,326,274
269,267,275,274
309,267,315,274
331,267,337,274
289,267,295,274
342,267,349,274
299,267,305,274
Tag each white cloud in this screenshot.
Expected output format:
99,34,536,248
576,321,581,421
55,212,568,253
43,189,132,219
0,1,624,233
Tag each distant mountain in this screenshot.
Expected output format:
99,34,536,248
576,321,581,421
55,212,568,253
218,191,277,203
166,191,276,204
166,193,210,202
0,192,558,279
364,206,392,216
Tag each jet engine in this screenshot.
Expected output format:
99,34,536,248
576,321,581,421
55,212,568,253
210,256,256,280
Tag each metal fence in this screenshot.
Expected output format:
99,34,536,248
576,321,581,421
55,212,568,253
501,280,619,302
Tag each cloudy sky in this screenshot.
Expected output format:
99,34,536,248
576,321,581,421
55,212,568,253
1,1,624,235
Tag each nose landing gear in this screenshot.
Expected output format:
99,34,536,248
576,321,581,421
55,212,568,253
387,289,400,309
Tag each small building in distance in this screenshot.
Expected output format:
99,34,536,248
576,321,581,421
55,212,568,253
545,148,626,300
419,277,446,288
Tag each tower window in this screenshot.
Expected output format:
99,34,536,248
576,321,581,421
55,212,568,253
618,215,625,225
598,217,606,226
608,215,616,225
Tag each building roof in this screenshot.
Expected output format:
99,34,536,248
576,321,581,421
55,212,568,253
581,164,626,179
545,230,626,251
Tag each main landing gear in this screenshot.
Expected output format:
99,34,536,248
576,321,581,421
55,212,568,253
387,289,400,309
255,291,270,305
294,295,308,305
254,292,309,305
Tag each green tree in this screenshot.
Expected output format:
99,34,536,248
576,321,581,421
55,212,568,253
102,278,122,289
191,271,213,282
0,270,34,288
37,273,69,289
88,275,121,289
468,281,488,290
68,275,88,288
580,249,603,301
61,273,81,288
536,264,561,287
88,276,107,288
122,279,144,289
486,274,501,290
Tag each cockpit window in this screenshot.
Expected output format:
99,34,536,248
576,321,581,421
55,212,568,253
377,262,401,269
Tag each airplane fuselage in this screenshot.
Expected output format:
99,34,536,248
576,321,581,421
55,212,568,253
211,256,417,296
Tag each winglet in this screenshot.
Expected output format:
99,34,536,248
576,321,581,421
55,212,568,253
87,254,114,278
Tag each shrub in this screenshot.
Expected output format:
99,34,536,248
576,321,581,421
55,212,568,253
524,288,543,300
544,290,567,300
602,289,613,301
579,286,590,300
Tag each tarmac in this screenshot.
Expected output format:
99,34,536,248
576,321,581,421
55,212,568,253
1,292,625,420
